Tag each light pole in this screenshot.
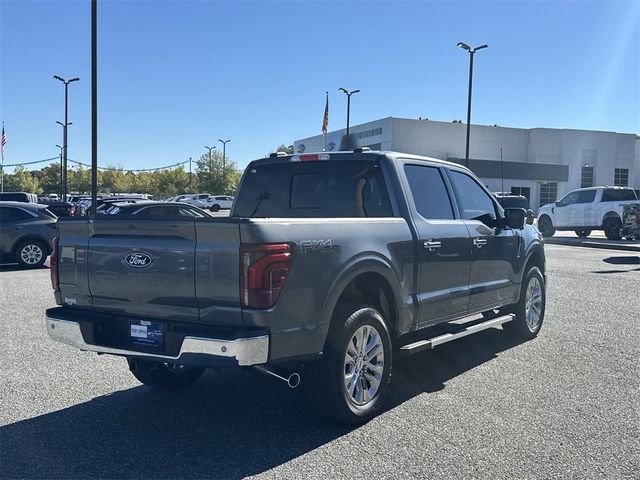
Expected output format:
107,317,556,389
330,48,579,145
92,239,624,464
53,75,80,200
56,121,72,197
338,87,360,149
204,145,216,173
189,157,193,192
56,144,63,198
457,42,487,168
218,139,230,179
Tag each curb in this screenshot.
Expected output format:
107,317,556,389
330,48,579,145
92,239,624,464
544,238,640,253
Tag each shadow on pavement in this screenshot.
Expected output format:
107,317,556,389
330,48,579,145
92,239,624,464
1,329,525,479
0,263,48,272
602,256,640,265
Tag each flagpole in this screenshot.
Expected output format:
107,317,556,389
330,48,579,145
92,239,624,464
322,91,328,152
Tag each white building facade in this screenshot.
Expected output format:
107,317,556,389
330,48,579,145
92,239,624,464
294,117,639,210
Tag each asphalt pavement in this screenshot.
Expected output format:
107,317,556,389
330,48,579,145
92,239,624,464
1,245,638,479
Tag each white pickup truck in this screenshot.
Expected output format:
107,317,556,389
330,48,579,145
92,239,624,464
537,186,639,240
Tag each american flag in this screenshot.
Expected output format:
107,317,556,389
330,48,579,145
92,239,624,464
1,125,6,153
322,92,329,136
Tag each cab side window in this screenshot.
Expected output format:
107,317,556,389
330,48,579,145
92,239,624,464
404,165,454,219
557,191,579,206
576,190,597,204
448,170,497,226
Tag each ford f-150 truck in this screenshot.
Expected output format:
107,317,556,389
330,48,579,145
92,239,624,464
46,150,546,423
537,186,639,240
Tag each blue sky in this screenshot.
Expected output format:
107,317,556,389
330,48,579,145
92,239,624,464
1,0,638,172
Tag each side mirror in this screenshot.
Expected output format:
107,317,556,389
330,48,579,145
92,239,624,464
526,209,535,225
504,208,526,229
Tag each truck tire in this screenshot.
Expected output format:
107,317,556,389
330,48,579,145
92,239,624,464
128,359,205,389
15,239,48,268
305,305,393,424
603,218,622,240
537,216,555,237
503,266,545,340
574,229,591,238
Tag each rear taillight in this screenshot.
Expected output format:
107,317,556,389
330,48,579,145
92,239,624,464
240,243,291,309
50,237,59,291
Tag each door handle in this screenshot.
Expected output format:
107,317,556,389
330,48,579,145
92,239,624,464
424,240,442,252
473,238,488,248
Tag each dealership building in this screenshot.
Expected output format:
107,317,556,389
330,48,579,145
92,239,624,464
294,117,640,210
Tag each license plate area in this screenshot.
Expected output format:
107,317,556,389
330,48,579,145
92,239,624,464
130,320,164,348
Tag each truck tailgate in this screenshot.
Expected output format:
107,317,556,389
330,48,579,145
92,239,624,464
54,216,243,327
87,217,200,322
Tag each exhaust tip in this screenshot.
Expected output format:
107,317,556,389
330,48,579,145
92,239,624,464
287,373,301,389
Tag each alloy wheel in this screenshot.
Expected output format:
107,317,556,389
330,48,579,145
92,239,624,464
343,325,385,406
20,244,43,265
525,277,543,331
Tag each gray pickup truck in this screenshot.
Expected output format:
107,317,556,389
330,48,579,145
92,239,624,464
46,150,546,423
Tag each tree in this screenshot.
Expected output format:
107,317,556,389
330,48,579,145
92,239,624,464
4,166,41,194
195,151,240,195
68,165,93,194
277,144,294,154
32,164,61,196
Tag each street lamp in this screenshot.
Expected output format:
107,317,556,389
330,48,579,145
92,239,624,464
53,75,80,199
204,145,216,172
56,144,63,198
338,87,360,149
457,42,488,168
218,139,230,178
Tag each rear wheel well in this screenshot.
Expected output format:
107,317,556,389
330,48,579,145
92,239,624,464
602,212,621,224
331,272,397,338
13,236,51,257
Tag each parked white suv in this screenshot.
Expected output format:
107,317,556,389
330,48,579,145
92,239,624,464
181,193,211,208
537,186,639,240
203,195,234,212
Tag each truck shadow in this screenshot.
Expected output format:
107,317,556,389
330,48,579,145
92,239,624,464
1,330,524,479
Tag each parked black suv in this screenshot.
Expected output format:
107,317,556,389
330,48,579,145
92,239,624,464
0,202,56,267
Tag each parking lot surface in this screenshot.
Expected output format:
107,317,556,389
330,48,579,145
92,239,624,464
1,245,638,479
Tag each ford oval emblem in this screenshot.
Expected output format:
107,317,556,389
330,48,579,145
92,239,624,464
124,252,153,268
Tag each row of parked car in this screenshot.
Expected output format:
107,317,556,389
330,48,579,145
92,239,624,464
0,191,234,268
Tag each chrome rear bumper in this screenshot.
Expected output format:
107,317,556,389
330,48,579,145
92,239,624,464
46,315,269,366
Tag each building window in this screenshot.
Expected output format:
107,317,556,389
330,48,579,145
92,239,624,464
539,182,558,208
510,186,531,203
581,166,594,188
613,168,629,186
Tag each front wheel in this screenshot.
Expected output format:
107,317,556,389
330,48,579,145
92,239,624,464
503,266,546,340
128,359,205,389
538,216,555,237
575,229,592,238
603,218,622,240
305,305,393,424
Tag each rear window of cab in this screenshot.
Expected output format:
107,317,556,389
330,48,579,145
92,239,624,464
233,160,393,218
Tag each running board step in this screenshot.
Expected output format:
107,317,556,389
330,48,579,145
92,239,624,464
399,314,515,355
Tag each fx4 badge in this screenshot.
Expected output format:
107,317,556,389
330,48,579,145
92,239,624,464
300,239,334,254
